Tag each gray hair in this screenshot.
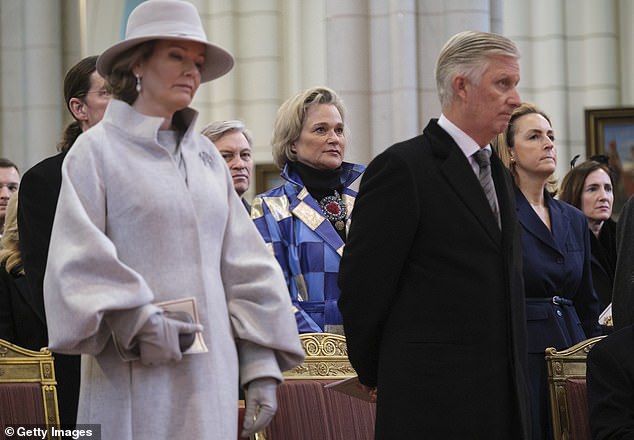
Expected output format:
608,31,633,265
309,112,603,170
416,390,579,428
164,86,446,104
271,86,345,170
201,120,253,147
435,31,520,108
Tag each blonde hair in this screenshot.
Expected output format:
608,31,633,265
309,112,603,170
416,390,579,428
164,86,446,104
271,86,345,170
492,102,558,194
0,193,23,275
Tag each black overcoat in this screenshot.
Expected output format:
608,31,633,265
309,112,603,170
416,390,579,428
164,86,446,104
338,119,531,439
17,151,80,428
587,325,634,440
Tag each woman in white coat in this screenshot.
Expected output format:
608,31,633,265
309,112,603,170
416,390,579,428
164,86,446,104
42,1,304,439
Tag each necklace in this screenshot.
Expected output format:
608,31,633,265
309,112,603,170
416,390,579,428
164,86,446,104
319,190,348,231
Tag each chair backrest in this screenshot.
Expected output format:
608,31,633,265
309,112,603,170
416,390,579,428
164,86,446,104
282,333,356,380
254,333,375,440
545,336,606,440
0,339,60,436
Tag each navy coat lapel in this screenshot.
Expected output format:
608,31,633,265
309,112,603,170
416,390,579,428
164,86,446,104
549,196,572,253
515,186,566,256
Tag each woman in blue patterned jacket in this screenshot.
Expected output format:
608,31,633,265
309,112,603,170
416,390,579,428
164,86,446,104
251,86,365,334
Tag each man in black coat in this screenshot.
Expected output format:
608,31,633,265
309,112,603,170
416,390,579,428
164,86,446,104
587,325,634,439
17,55,109,427
338,31,531,439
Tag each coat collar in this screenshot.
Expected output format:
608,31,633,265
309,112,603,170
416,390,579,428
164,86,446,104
102,99,199,147
280,162,365,197
424,120,502,244
515,185,569,255
280,162,364,256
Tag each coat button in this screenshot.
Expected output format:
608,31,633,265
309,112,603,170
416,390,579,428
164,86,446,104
556,310,563,317
555,257,564,264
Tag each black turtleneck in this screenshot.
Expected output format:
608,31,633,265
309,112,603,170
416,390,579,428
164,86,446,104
291,161,346,241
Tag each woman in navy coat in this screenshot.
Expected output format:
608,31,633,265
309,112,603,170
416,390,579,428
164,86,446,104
494,103,601,440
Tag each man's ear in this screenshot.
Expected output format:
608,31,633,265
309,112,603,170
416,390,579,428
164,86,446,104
453,76,468,100
69,97,88,122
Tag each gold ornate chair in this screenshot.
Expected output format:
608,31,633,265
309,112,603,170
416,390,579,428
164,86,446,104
0,339,60,438
253,333,375,440
545,336,606,440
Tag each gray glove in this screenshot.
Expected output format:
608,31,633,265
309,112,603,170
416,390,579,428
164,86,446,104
135,312,203,366
241,377,278,437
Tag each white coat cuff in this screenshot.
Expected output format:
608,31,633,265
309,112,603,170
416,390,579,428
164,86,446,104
237,339,283,387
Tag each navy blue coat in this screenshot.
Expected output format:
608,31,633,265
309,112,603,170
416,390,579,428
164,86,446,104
515,186,600,439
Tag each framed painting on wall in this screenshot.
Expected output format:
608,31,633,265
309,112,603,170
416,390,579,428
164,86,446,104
585,107,634,218
255,163,283,195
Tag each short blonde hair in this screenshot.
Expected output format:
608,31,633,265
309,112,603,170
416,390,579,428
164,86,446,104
436,31,520,109
271,86,345,170
0,193,22,274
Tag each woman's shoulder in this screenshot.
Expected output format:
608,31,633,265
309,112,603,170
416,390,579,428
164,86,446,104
251,185,292,221
552,196,586,221
254,183,290,200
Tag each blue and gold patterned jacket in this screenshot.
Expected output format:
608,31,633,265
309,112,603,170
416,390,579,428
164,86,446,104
251,161,365,333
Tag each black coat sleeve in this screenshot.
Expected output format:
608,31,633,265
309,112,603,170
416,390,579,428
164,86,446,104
338,148,419,387
587,328,634,440
17,157,63,330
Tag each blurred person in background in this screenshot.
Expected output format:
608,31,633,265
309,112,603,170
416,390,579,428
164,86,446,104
0,158,20,237
559,159,616,330
201,119,254,211
17,54,109,428
0,194,31,346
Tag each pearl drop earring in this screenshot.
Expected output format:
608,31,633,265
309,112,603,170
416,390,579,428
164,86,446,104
135,74,142,93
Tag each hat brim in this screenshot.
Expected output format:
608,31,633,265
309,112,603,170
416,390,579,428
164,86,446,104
97,36,234,83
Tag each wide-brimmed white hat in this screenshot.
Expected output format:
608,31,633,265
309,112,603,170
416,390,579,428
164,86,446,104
97,0,234,83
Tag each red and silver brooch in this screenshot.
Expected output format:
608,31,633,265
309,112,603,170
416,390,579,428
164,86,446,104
319,190,348,231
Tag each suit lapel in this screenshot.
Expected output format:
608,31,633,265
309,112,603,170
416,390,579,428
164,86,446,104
491,156,518,247
548,196,570,254
515,187,565,255
429,124,501,244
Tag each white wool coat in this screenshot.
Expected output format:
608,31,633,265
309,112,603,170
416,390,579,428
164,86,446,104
43,99,304,439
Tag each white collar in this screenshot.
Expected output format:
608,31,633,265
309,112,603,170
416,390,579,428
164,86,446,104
438,114,490,159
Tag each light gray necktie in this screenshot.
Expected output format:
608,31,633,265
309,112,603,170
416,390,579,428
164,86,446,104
473,149,501,228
